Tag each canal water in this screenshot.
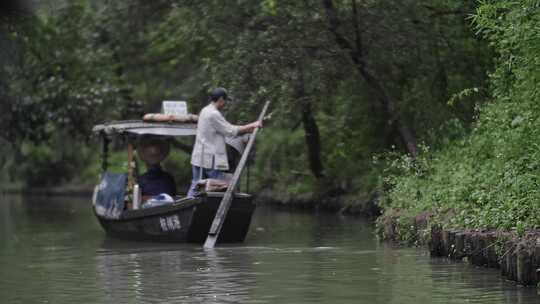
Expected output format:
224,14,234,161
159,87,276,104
0,194,538,304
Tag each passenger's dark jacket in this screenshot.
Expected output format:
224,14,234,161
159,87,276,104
138,164,176,197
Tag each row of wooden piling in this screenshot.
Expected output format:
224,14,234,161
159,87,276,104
430,225,540,286
378,212,540,287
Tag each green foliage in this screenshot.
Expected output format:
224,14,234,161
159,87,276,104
162,148,193,192
17,133,98,187
4,3,130,143
382,0,540,234
1,0,493,203
252,128,313,191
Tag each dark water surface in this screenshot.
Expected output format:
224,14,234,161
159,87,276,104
1,194,538,304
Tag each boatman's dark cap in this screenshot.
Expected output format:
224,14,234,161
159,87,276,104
209,87,233,102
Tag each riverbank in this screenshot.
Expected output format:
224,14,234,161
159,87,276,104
253,188,381,216
1,184,94,197
377,210,540,289
370,0,540,290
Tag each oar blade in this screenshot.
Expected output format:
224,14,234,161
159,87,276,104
203,234,217,249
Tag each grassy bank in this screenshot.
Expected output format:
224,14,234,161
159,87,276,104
376,0,540,240
373,0,540,288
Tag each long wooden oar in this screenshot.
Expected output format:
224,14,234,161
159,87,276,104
203,100,271,249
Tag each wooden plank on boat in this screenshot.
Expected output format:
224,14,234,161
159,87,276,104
203,100,270,249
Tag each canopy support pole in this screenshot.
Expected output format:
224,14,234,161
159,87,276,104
101,132,109,172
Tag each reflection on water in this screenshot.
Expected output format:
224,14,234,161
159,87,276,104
0,194,538,304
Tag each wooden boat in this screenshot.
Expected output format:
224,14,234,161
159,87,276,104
95,193,254,243
91,119,256,244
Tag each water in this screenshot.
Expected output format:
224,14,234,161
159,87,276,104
0,194,538,304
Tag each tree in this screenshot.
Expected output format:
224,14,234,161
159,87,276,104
1,0,492,196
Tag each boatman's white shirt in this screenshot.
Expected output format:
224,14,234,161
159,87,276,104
191,103,239,171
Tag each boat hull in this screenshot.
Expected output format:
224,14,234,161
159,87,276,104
95,193,255,243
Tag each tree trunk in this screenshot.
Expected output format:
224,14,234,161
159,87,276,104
356,67,418,157
321,0,418,157
295,67,325,179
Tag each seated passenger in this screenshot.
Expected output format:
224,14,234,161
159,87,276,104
137,136,177,201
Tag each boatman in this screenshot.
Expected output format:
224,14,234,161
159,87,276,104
187,87,262,197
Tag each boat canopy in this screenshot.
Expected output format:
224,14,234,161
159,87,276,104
93,120,248,155
92,120,197,137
